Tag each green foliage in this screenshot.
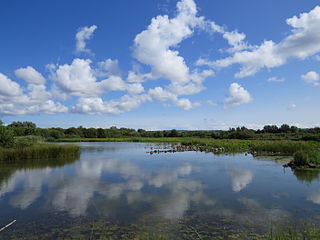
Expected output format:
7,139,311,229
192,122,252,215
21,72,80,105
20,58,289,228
293,150,320,165
0,126,15,148
14,135,44,147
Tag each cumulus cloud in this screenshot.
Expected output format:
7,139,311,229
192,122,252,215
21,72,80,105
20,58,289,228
72,94,151,115
198,5,320,78
148,86,199,110
52,58,144,100
15,66,46,84
97,59,121,77
132,0,213,109
0,73,67,115
224,83,252,107
0,0,218,115
133,0,200,83
301,71,320,86
75,25,97,54
0,73,23,96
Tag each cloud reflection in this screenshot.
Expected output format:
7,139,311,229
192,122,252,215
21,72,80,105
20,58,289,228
227,168,253,192
307,191,320,204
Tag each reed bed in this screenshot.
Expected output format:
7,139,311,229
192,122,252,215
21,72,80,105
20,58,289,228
0,144,80,163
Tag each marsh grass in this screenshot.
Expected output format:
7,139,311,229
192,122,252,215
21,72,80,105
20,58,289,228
268,226,320,240
0,144,80,163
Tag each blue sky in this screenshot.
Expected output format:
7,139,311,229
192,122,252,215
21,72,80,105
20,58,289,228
1,0,320,129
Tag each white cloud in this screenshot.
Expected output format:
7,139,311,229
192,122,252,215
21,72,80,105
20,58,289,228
198,5,320,78
224,83,252,107
97,59,121,77
0,73,23,97
15,66,46,84
53,58,99,97
222,30,251,53
301,71,320,86
52,58,145,99
127,71,154,83
0,72,67,115
132,0,213,105
133,0,201,84
101,76,144,94
72,94,151,114
267,77,285,82
149,87,177,102
148,86,199,110
75,25,97,54
176,98,199,110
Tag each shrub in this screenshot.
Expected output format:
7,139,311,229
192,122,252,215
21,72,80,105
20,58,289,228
293,150,320,165
293,150,309,165
14,135,44,147
0,126,15,148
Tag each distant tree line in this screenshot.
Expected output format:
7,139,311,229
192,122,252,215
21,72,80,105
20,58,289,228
1,121,320,142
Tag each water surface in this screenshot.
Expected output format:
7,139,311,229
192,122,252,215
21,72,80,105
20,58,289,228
0,142,320,239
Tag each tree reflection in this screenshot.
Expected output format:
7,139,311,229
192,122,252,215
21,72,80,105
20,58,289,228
292,169,320,183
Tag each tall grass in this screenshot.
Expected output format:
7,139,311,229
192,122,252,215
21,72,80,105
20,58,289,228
0,144,80,163
268,226,320,240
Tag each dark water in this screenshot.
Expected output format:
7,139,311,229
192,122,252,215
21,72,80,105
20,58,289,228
0,142,320,239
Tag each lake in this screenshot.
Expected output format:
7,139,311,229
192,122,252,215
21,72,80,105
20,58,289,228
0,142,320,239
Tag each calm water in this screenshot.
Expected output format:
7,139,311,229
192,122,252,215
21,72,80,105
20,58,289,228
0,142,320,239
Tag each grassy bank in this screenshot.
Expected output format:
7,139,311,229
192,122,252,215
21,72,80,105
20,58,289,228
0,144,80,163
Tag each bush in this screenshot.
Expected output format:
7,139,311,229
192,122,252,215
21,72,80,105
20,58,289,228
293,150,309,165
14,135,44,147
0,126,15,148
293,150,320,165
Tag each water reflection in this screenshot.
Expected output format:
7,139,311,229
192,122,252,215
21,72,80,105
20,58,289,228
228,168,253,192
0,142,320,237
292,169,320,183
307,191,320,204
0,156,211,220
